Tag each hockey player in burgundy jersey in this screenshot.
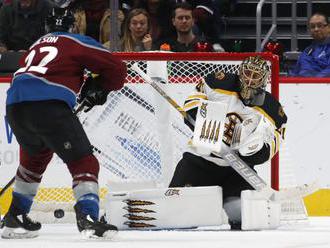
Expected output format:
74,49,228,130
169,56,287,229
1,8,126,239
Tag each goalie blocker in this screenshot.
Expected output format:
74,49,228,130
105,186,280,230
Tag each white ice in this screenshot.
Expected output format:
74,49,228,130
1,217,330,248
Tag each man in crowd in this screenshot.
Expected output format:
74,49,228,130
154,2,215,52
0,0,54,52
290,12,330,77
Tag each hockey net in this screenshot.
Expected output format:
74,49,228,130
30,52,307,223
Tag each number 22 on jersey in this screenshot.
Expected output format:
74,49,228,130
15,46,58,75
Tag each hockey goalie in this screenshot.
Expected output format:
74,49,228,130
105,56,288,231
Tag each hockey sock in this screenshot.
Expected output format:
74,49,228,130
8,192,34,216
75,193,100,221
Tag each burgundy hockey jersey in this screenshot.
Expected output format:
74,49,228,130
6,32,126,108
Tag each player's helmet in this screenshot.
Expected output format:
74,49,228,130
45,7,75,33
238,56,270,106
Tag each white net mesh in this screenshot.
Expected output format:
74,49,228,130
28,52,306,223
82,83,191,184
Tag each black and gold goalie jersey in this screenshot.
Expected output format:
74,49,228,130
183,71,287,166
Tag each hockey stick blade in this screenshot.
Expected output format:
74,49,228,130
274,180,319,201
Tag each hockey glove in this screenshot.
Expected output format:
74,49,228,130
79,76,110,112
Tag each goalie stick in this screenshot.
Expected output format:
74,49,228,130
131,62,318,201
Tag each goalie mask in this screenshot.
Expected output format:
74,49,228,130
46,7,75,33
239,56,270,106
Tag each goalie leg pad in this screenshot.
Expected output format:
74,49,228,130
241,190,281,230
105,186,225,230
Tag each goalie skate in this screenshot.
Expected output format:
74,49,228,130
74,205,118,239
1,213,41,239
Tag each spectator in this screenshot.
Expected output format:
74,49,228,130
120,8,152,52
154,0,226,46
70,0,124,46
138,0,224,46
154,2,214,52
0,0,53,52
290,12,330,77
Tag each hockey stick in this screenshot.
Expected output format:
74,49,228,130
131,64,193,124
0,177,15,223
0,177,15,198
73,98,88,115
131,63,318,200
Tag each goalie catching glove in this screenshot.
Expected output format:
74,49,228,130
231,114,274,156
78,75,110,112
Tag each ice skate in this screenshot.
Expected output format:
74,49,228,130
1,212,41,239
74,205,118,239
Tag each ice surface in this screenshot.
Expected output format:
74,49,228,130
1,217,330,248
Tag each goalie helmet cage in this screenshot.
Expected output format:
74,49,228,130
28,52,306,222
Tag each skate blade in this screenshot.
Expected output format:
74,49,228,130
81,229,118,240
1,227,38,239
102,229,118,239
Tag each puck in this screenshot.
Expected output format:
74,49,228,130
54,209,65,219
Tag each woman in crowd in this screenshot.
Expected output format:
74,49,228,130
120,8,152,52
